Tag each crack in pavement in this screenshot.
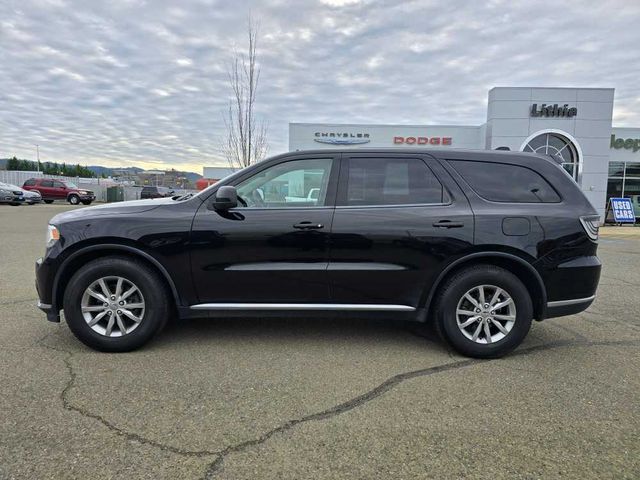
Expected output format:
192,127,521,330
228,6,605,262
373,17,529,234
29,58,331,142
38,332,219,458
199,338,640,479
36,330,640,480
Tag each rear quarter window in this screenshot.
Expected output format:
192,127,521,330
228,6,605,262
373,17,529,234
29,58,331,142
24,179,36,186
449,160,560,203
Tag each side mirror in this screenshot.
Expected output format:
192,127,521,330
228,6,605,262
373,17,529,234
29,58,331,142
213,185,238,210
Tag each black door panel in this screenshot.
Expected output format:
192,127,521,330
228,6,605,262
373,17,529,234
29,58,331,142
190,154,339,304
328,154,474,307
191,206,334,302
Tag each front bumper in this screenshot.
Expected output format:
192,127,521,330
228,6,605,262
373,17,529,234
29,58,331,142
36,257,60,322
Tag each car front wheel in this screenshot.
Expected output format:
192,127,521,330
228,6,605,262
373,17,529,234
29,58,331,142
63,256,171,352
68,194,80,205
435,264,533,359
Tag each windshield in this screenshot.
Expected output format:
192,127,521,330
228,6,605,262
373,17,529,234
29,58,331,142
64,182,78,189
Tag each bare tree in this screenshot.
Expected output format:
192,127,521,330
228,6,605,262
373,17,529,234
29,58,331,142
223,20,268,170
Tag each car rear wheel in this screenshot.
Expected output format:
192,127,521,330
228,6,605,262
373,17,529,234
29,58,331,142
44,199,54,204
434,265,533,359
68,194,80,205
63,256,171,352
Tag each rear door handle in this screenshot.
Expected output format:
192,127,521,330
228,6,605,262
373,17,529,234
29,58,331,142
432,220,464,228
294,221,324,230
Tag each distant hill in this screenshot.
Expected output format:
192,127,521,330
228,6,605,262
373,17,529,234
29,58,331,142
87,165,201,182
1,158,202,183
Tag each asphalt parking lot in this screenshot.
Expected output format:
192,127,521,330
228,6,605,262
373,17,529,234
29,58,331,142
1,204,639,479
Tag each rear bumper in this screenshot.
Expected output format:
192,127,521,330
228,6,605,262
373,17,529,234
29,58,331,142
546,295,596,319
1,194,24,204
542,255,601,319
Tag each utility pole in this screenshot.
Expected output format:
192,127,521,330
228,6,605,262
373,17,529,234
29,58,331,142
35,144,40,173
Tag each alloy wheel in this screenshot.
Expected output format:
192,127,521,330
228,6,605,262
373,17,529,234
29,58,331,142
455,284,516,344
80,276,145,337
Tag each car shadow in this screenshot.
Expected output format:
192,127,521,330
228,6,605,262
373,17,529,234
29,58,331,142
151,315,448,353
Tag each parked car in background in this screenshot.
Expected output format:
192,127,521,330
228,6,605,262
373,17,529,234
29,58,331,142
22,178,95,205
36,149,602,358
141,186,174,199
0,183,24,205
0,181,42,205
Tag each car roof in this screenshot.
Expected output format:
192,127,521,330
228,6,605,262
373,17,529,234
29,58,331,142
279,148,555,166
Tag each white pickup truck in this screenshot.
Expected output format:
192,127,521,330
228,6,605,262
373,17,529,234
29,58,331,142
284,188,320,203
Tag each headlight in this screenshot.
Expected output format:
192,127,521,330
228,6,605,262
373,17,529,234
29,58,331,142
79,190,88,195
46,224,60,248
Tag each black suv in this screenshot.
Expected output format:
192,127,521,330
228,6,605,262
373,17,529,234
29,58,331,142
36,149,601,358
140,186,174,199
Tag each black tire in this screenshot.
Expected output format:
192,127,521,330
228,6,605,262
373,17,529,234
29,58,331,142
434,264,533,359
44,199,54,204
63,256,171,352
68,194,80,205
81,200,92,205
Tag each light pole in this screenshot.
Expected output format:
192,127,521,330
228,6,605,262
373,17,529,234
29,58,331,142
34,144,40,173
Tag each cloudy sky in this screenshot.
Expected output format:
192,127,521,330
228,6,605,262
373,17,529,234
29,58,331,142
1,0,639,173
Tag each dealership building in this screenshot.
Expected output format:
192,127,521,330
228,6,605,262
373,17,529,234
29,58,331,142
289,87,640,220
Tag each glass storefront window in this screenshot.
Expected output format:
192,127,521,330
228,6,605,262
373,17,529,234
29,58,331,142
608,162,625,177
606,162,640,219
625,162,640,178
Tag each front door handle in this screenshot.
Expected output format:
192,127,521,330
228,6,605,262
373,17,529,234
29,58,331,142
433,220,464,228
294,221,324,230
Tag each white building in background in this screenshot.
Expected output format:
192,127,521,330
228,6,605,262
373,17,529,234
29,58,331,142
289,87,640,219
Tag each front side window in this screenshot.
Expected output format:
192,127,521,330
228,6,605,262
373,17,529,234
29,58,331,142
53,181,66,188
235,158,333,208
344,157,448,206
450,160,560,203
41,180,53,187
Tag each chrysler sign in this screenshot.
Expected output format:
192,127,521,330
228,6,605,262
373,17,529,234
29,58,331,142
314,132,370,145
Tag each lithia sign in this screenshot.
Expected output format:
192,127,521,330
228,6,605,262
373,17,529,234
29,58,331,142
530,103,578,118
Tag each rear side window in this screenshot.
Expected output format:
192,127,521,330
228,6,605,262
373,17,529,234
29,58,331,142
40,180,53,187
450,160,560,203
345,157,449,206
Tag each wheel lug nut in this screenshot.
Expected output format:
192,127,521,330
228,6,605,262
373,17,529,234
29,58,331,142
119,301,124,306
475,308,481,313
490,311,495,315
103,302,108,307
117,310,122,314
110,295,116,300
107,311,113,315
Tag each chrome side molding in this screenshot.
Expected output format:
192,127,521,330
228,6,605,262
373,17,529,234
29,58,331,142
189,303,416,312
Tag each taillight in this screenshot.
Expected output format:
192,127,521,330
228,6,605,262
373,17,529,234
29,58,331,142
579,215,600,242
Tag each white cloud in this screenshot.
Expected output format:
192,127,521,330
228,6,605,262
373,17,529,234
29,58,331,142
0,0,639,172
